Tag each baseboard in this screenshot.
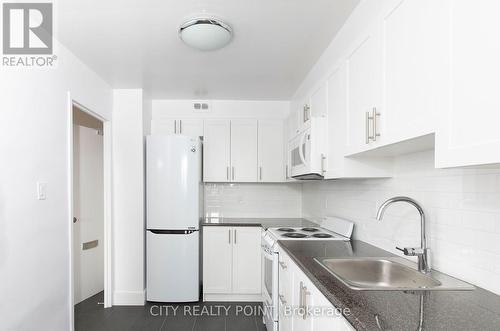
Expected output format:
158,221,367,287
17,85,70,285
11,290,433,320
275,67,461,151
203,293,263,302
113,289,146,306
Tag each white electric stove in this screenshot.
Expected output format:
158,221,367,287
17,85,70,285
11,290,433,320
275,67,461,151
261,217,354,331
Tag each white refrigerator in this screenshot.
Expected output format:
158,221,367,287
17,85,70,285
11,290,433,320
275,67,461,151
146,135,201,302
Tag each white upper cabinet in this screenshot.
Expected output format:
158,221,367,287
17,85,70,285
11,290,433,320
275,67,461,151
230,119,258,182
325,64,392,179
151,118,203,138
258,120,284,182
346,23,384,155
151,119,176,135
203,120,231,182
382,0,444,143
177,119,204,138
436,0,500,167
309,83,328,120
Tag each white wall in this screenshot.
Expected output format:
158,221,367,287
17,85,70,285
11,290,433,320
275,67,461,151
302,150,500,294
0,41,112,331
111,89,146,305
205,183,302,218
152,99,290,120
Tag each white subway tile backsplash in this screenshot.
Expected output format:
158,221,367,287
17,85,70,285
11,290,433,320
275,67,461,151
302,150,500,295
204,183,302,218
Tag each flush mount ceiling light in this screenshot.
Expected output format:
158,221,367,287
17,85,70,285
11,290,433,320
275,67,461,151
179,17,232,51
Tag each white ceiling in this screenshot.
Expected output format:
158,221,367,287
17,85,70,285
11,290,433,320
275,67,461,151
57,0,359,100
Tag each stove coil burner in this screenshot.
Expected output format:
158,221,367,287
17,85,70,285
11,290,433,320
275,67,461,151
282,232,308,238
301,228,319,232
277,228,296,232
312,233,333,238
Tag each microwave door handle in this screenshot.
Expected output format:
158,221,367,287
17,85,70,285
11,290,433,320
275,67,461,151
298,132,308,167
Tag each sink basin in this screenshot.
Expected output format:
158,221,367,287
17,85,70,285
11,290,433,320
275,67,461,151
315,257,474,291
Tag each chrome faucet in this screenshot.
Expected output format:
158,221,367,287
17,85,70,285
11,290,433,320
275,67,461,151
376,196,431,273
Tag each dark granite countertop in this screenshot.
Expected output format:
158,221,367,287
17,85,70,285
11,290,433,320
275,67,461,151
279,240,500,331
201,217,318,229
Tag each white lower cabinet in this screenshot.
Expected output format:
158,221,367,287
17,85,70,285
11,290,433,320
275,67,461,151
278,248,355,331
203,226,261,300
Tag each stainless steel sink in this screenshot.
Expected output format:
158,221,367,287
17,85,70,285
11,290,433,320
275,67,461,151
314,257,475,291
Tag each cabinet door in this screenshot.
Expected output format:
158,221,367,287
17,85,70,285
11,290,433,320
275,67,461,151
231,227,261,294
258,120,284,182
291,268,313,331
203,120,231,182
203,227,232,294
230,119,258,182
178,119,204,138
151,119,177,135
310,83,328,119
383,0,443,142
436,0,500,167
346,24,383,153
310,285,354,331
278,251,294,331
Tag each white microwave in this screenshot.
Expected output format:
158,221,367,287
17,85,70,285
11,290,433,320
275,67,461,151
289,119,326,180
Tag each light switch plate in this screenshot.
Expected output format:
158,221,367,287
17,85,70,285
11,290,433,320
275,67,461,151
37,182,47,200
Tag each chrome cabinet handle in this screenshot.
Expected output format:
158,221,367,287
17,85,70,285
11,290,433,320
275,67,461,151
174,120,177,134
285,165,288,179
226,166,230,181
73,217,78,224
300,282,310,320
365,112,370,143
259,166,263,181
279,261,287,270
299,282,303,313
366,111,373,143
179,120,182,134
232,167,235,181
228,229,231,244
372,107,380,141
234,229,237,244
321,153,326,175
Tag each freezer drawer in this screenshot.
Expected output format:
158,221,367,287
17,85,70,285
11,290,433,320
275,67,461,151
146,230,199,302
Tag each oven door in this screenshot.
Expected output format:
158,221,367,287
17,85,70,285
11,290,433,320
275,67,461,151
261,242,278,330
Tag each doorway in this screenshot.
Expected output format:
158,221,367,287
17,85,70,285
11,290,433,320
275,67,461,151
72,105,105,306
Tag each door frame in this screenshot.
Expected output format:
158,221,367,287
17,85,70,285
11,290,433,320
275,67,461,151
67,92,113,329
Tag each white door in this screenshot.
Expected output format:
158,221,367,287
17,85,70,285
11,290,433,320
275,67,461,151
146,135,200,230
178,119,204,138
151,119,177,135
146,230,199,302
346,24,383,153
203,120,231,182
203,227,233,294
436,0,500,167
230,119,258,182
232,227,262,294
258,120,284,182
73,125,104,304
383,0,442,142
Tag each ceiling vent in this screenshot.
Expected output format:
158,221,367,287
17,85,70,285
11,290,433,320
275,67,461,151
193,101,210,113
